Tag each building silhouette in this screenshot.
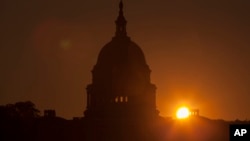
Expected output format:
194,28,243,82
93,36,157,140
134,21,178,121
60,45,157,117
189,109,199,116
82,1,164,141
84,0,158,120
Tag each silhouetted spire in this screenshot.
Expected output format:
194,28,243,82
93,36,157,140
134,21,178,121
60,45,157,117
115,0,127,37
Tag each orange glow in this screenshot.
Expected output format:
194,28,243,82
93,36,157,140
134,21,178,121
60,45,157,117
176,107,190,119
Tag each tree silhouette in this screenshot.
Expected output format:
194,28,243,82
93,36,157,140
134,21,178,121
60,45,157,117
14,101,40,118
0,101,40,119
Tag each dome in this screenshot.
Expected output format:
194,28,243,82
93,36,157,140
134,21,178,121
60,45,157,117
94,0,147,68
96,37,147,68
84,1,158,119
91,1,151,85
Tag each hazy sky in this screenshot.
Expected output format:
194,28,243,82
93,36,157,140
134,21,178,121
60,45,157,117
1,0,250,120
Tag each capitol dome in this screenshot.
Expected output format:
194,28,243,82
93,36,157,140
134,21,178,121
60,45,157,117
96,37,147,69
84,0,158,119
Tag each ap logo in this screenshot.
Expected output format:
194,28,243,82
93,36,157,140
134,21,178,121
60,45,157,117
234,129,247,136
230,124,250,141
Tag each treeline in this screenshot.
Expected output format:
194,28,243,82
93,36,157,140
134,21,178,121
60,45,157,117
0,101,75,141
0,101,40,120
0,101,42,141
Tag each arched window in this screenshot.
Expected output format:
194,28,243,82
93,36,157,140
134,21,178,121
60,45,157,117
120,96,123,102
125,96,128,102
115,97,119,103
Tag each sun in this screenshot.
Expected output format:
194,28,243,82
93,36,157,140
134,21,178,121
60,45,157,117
176,107,190,119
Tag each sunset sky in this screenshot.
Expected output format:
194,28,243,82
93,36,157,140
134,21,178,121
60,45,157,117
1,0,250,120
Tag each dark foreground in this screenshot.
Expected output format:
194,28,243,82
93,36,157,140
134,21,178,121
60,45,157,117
1,114,249,141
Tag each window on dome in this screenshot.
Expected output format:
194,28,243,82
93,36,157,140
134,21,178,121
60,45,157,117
115,97,119,103
125,96,128,102
120,96,123,102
